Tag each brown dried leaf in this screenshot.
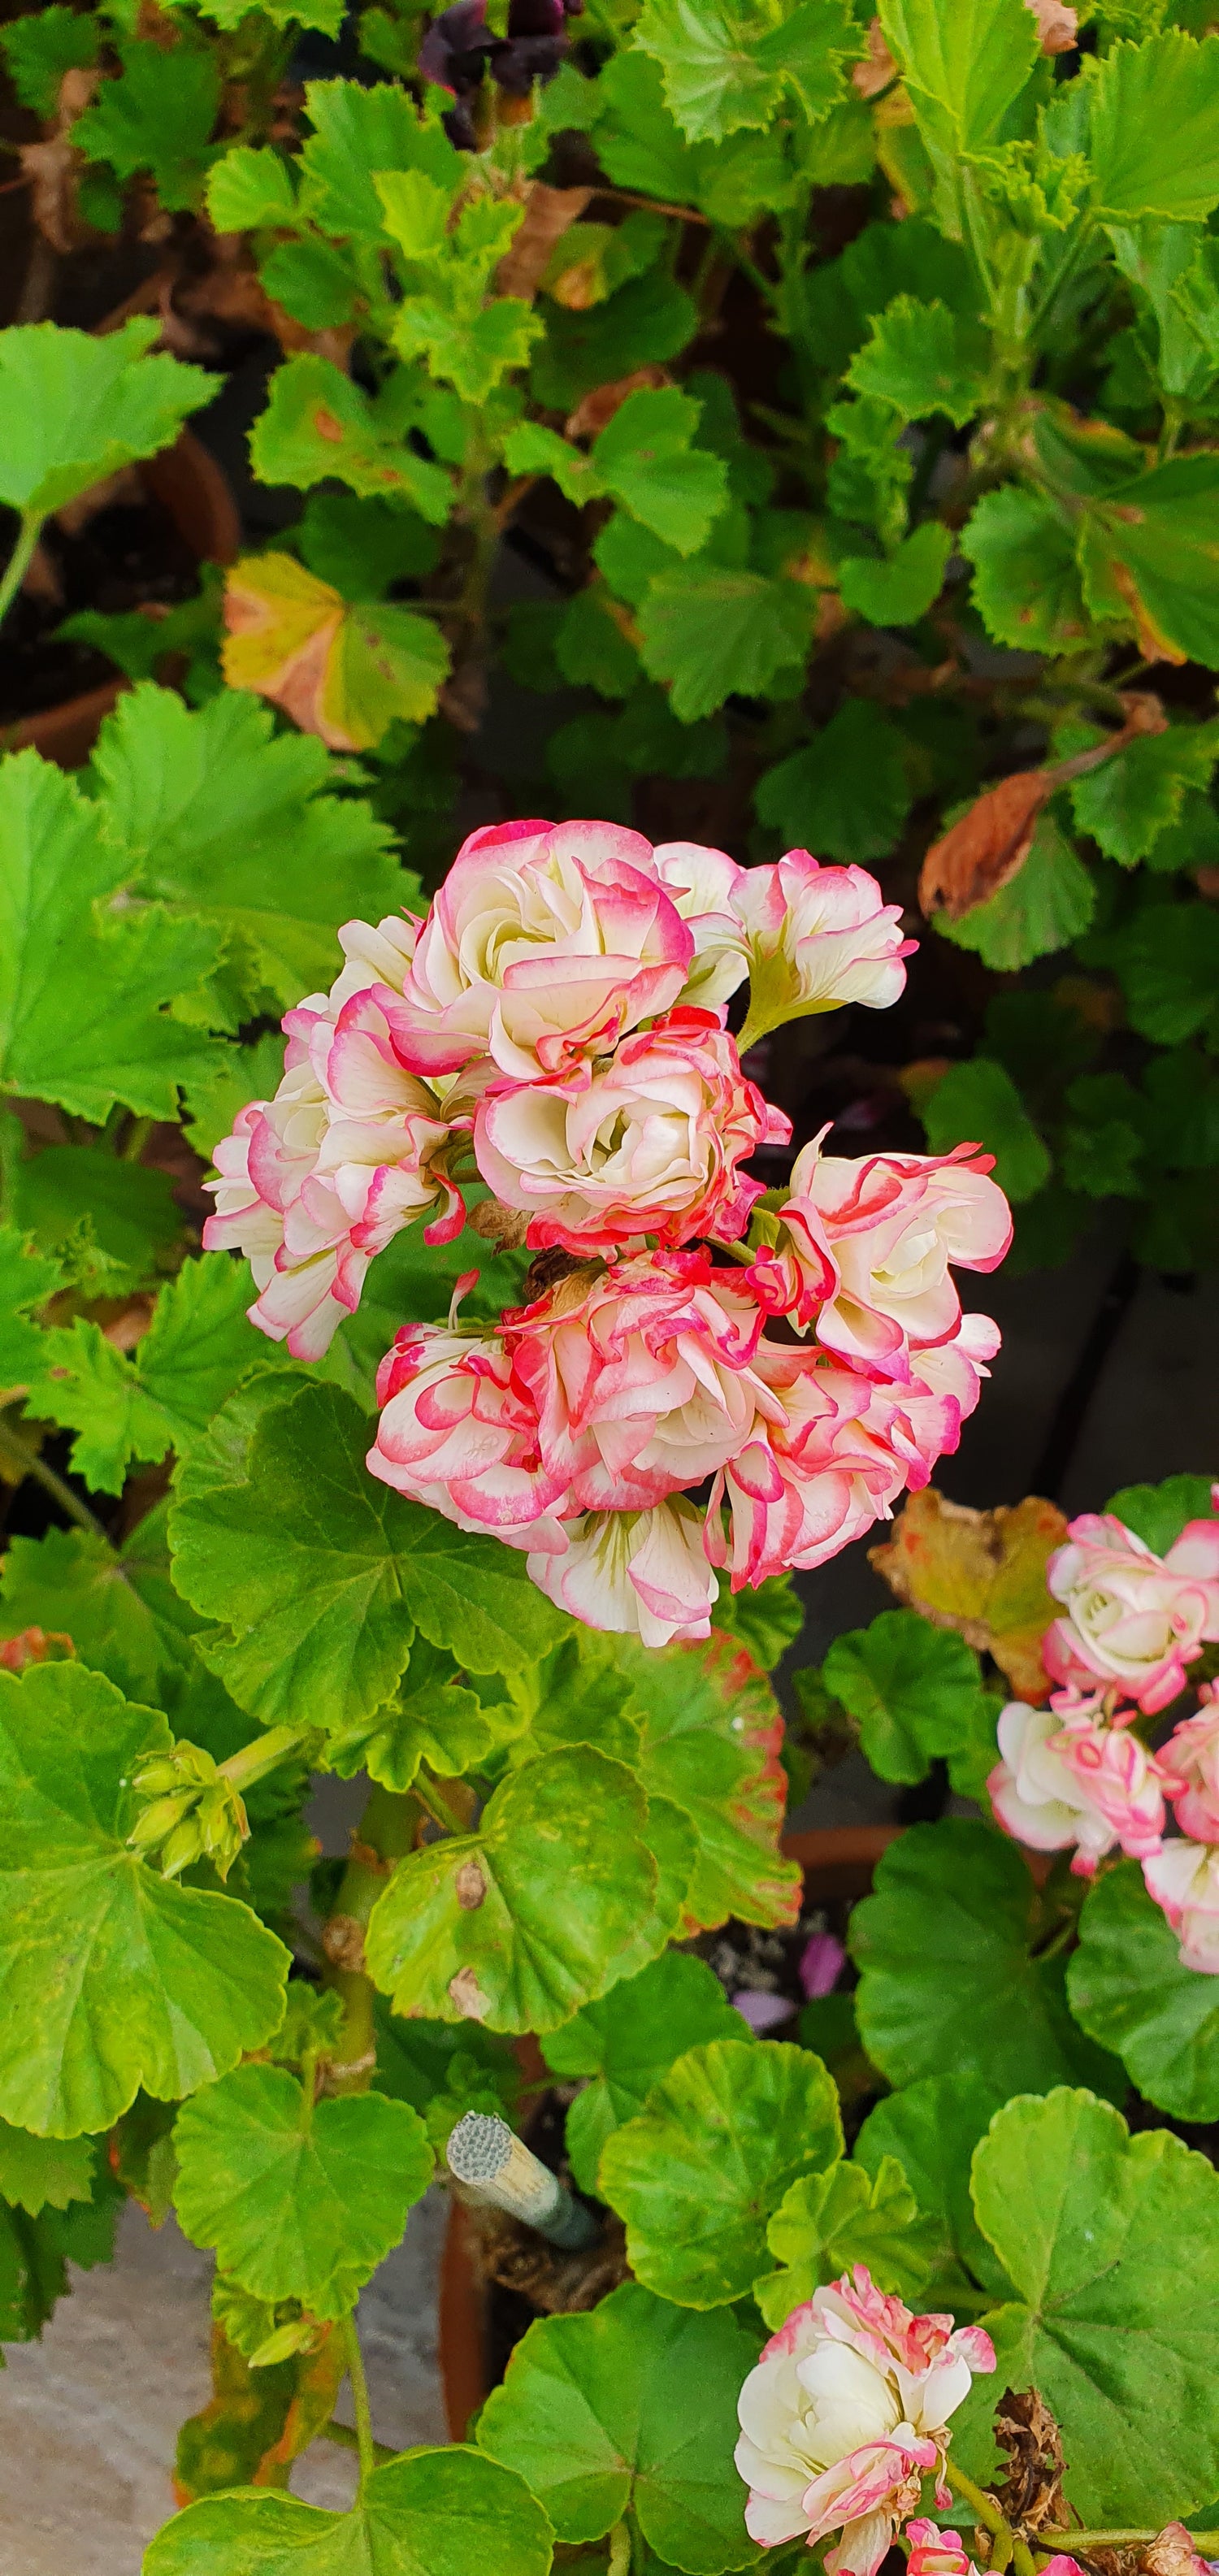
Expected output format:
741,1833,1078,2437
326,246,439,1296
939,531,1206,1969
919,769,1055,921
19,136,84,254
995,2386,1070,2535
870,1487,1068,1702
566,364,671,440
1027,0,1078,53
495,182,593,301
853,17,898,96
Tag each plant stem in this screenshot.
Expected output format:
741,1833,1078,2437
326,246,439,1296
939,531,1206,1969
1012,2540,1036,2576
0,1412,106,1539
1042,2535,1219,2554
341,2314,376,2495
944,2461,1008,2535
412,1769,467,1834
323,1785,419,2094
319,2418,397,2468
608,2522,631,2576
219,1722,317,1795
0,510,44,634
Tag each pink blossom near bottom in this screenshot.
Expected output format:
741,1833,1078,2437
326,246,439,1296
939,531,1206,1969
987,1698,1166,1876
1159,1691,1219,1843
735,2266,995,2567
905,2520,978,2576
1143,1841,1219,1974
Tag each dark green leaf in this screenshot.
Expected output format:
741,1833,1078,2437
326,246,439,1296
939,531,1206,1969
822,1610,990,1787
71,38,221,210
1104,1472,1217,1554
1069,1861,1219,2122
921,1056,1051,1200
938,817,1096,973
638,568,813,720
961,487,1091,653
755,699,913,864
542,1953,746,2193
0,6,98,116
838,523,954,627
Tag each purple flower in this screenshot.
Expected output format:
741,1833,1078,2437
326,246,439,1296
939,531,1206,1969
732,1989,795,2034
799,1932,845,2000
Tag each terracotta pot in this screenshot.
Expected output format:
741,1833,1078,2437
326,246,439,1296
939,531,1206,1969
436,1820,900,2438
7,427,241,768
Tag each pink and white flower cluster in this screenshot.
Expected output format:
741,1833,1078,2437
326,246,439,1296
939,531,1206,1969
735,2266,995,2569
987,1495,1219,1972
206,814,1013,1642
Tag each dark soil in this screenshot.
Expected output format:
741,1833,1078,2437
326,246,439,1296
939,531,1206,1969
0,484,199,723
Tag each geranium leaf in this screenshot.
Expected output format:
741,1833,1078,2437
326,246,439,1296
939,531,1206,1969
0,753,222,1122
938,816,1096,973
1089,29,1219,223
223,554,449,750
869,1489,1068,1704
709,1572,804,1672
755,698,913,865
822,1610,991,1787
612,1632,801,1933
142,2445,555,2576
204,142,297,232
633,0,857,144
1104,1472,1217,1555
0,4,98,117
542,1952,747,2192
1069,722,1219,865
1101,900,1219,1047
855,2070,1013,2314
849,1819,1126,2100
0,1660,288,2136
1078,455,1219,670
962,487,1091,653
847,295,987,424
365,1749,662,2035
173,2066,432,2318
0,1512,197,1706
597,2037,842,2307
70,36,221,210
477,2280,761,2571
638,567,813,720
11,1145,180,1298
753,2155,931,2327
878,0,1039,165
250,353,453,525
838,522,954,627
958,2088,1219,2520
0,2118,95,2216
297,76,462,241
920,1056,1051,1201
0,1224,62,1385
591,388,730,553
0,319,210,519
168,1380,565,1731
1069,1861,1219,2123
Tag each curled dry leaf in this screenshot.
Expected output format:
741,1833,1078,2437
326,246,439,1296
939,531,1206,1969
852,18,898,98
566,364,672,440
919,768,1055,922
494,182,593,301
870,1485,1068,1702
1026,0,1078,53
995,2386,1070,2536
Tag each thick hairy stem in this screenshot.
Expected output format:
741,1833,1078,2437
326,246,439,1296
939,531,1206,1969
219,1723,317,1796
341,2314,376,2494
944,2460,1009,2536
0,510,45,634
322,1784,419,2095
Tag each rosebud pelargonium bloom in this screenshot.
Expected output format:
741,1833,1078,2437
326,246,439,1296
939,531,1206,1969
1143,1841,1219,1975
987,1699,1166,1876
527,1497,718,1649
1160,1690,1219,1843
651,838,748,1009
735,2266,995,2568
905,2522,978,2576
475,1009,791,1255
735,849,915,1052
368,1321,570,1543
748,1139,1011,1374
1044,1507,1219,1714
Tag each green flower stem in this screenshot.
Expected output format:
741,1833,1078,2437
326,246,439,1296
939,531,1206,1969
412,1768,468,1834
323,1784,419,2096
944,2460,1009,2535
319,2418,397,2469
218,1723,317,1796
607,2521,631,2576
1041,2537,1219,2555
341,2313,376,2496
0,1411,106,1540
0,509,44,635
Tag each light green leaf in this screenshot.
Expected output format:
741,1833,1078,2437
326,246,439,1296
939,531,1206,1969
259,239,360,332
633,0,857,144
939,816,1096,973
0,1516,194,1706
961,2088,1219,2519
1089,30,1219,223
1078,454,1219,670
592,388,730,554
1104,1472,1217,1555
848,295,987,425
200,0,345,41
1069,722,1219,865
90,683,406,1016
0,2118,95,2216
838,522,954,627
1069,1862,1219,2123
855,2071,1012,2314
26,1323,177,1497
366,1749,661,2035
612,1631,801,1934
0,1225,62,1385
0,1660,288,2136
393,297,542,403
205,145,297,233
638,568,813,720
142,2445,555,2576
598,2038,842,2308
11,1146,180,1298
542,1953,746,2194
753,2155,928,2327
920,1056,1051,1200
850,1819,1126,2101
70,37,221,210
169,1380,564,1731
477,2282,760,2572
327,1641,526,1793
755,698,913,865
297,76,462,241
961,486,1091,653
250,354,453,525
0,752,222,1122
878,0,1039,166
173,2066,432,2318
710,1572,803,1673
822,1610,990,1788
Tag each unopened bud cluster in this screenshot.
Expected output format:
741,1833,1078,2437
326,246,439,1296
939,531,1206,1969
128,1741,249,1883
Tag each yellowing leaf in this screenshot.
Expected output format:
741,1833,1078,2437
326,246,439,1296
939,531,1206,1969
223,552,449,751
869,1486,1067,1701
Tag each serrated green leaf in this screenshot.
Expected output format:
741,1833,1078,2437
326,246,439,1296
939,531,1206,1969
822,1610,989,1788
555,588,640,699
612,1631,800,1934
205,145,297,232
850,1819,1125,2101
592,388,730,553
754,2155,929,2327
855,2071,1013,2314
839,521,954,627
709,1571,803,1672
542,1953,746,2194
638,567,813,720
181,1036,292,1166
958,2088,1219,2519
938,816,1096,972
1104,900,1219,1046
755,697,912,865
531,271,699,413
0,1224,61,1386
71,37,221,210
367,1748,660,2034
0,6,99,117
0,1521,191,1706
0,752,222,1122
173,2066,431,2318
327,1639,526,1793
1078,453,1219,670
90,683,406,1013
0,319,210,521
599,2038,842,2309
848,295,987,425
1090,30,1219,223
633,0,856,144
878,0,1039,172
297,76,462,241
961,486,1091,652
11,1146,179,1299
477,2281,761,2572
297,492,442,600
393,297,542,403
199,0,344,33
0,2119,95,2216
250,353,453,524
920,1056,1051,1200
170,1379,564,1731
1069,722,1219,865
0,1660,288,2136
142,2446,555,2576
259,238,360,332
1069,1861,1219,2122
